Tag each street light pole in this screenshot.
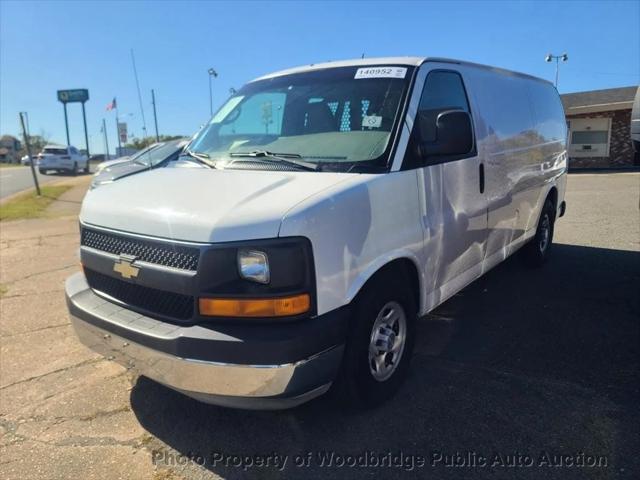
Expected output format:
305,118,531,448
545,53,568,88
208,68,218,117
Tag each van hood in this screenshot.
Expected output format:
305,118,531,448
80,168,354,243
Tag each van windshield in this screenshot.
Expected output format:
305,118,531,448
188,65,414,172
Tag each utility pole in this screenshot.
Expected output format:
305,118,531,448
19,112,41,196
151,89,160,142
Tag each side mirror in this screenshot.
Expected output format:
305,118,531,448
419,110,474,158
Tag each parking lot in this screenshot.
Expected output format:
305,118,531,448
0,172,638,480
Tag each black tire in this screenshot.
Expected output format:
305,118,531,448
71,162,78,176
84,163,90,174
521,198,555,267
333,266,416,408
38,169,46,175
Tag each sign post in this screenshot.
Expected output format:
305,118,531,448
117,122,128,145
63,103,70,146
57,89,90,155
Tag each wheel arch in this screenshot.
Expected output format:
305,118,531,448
347,254,422,314
546,185,558,211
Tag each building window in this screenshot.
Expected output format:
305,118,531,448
568,117,612,157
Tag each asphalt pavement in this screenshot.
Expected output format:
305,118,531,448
0,172,638,480
0,166,89,200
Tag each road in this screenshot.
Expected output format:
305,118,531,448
0,166,88,199
0,172,638,480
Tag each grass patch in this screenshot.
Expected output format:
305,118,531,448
0,163,22,168
0,284,8,297
0,185,72,221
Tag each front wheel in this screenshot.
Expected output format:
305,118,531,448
333,268,416,408
83,163,90,174
521,199,555,267
71,162,78,176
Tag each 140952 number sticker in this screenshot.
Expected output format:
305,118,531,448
354,67,407,79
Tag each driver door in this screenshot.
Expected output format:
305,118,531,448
409,66,488,307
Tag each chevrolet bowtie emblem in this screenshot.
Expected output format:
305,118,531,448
113,254,139,279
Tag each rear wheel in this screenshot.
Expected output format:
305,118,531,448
334,267,416,408
38,169,46,175
522,198,555,267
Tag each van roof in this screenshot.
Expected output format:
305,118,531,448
251,56,553,86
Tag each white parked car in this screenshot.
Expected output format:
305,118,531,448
66,57,567,410
20,155,38,166
38,144,89,175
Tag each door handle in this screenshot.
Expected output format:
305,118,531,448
479,163,485,194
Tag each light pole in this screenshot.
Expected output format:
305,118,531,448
208,68,218,117
545,53,568,88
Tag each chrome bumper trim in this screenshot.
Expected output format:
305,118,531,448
70,314,343,408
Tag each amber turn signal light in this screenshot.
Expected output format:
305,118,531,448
199,294,310,317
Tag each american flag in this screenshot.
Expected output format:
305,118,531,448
106,98,117,111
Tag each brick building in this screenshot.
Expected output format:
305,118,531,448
561,86,639,169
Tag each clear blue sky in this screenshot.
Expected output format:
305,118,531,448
1,0,638,154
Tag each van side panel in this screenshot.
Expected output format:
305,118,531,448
526,80,569,225
279,170,424,316
467,69,565,260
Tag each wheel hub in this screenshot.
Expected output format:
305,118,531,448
539,214,551,253
368,301,407,382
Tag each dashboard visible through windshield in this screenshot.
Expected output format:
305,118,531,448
187,65,415,172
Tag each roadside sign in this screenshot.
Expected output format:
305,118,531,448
57,89,89,103
57,88,90,156
118,122,128,143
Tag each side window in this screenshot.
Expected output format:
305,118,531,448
417,71,470,143
69,147,77,155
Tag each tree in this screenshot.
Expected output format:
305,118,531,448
17,130,51,158
124,135,184,150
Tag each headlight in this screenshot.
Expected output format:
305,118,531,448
198,237,316,319
238,249,270,284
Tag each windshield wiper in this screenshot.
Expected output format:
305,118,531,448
229,150,318,171
180,149,217,168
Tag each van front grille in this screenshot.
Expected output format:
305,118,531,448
81,227,200,271
84,268,194,321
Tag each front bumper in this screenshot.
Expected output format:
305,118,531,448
65,272,347,409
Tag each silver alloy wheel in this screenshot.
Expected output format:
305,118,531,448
368,301,407,382
539,214,551,253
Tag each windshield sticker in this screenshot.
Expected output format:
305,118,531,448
362,115,383,128
355,67,407,79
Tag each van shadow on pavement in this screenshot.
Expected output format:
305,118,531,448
130,243,639,480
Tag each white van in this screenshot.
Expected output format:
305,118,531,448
66,57,567,409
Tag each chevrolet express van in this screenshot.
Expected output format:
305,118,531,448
66,57,567,409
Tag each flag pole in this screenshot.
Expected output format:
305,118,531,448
115,99,121,154
102,118,110,160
